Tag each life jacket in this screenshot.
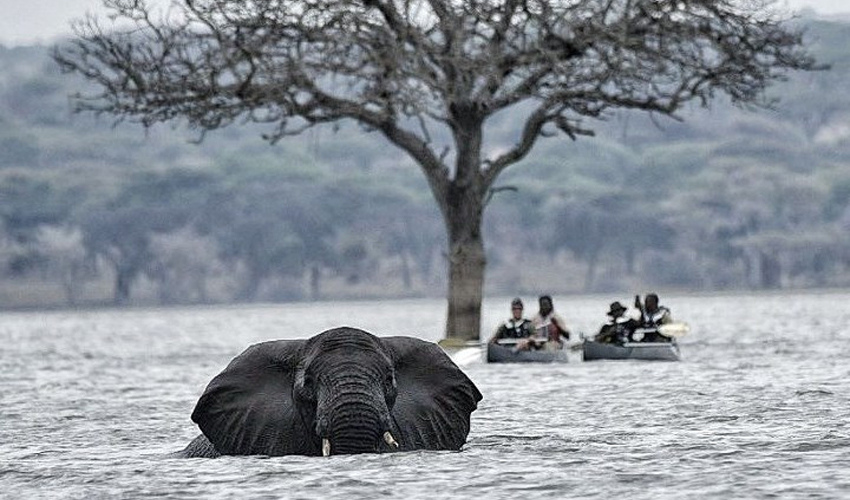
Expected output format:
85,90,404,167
641,306,670,327
499,319,532,339
534,313,568,342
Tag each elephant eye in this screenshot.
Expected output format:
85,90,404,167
384,371,398,408
298,372,316,400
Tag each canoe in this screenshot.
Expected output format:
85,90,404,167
581,339,681,362
486,340,568,363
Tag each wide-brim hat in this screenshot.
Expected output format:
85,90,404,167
607,301,627,316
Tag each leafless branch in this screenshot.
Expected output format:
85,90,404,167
56,0,819,201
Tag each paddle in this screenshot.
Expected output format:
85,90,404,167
657,322,690,338
491,338,523,345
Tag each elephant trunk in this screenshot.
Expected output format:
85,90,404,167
326,398,388,455
316,382,398,455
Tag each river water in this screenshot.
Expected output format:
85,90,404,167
2,291,849,499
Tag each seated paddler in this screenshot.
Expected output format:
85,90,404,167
594,301,638,344
633,293,674,342
489,297,536,350
530,295,571,350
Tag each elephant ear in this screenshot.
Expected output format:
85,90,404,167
382,337,483,451
191,340,311,456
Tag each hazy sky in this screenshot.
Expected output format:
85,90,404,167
0,0,849,46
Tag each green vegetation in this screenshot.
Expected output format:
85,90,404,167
1,17,849,309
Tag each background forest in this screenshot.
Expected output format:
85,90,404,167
1,16,850,309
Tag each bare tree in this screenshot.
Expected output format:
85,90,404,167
55,0,817,342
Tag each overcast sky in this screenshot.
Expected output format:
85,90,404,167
0,0,849,47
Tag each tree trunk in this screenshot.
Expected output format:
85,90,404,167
114,266,132,305
442,107,487,343
444,207,486,343
443,181,486,342
62,265,80,307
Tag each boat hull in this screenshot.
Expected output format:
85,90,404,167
582,340,681,362
487,342,568,363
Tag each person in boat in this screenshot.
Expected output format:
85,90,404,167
634,293,673,342
489,298,536,350
530,295,571,350
594,301,638,344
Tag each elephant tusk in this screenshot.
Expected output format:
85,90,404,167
383,431,399,448
322,438,331,457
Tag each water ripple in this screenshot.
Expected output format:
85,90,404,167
3,293,850,499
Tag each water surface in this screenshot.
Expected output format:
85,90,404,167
2,292,849,499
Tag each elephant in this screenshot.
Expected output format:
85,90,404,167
177,326,482,457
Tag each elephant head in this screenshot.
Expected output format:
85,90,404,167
189,327,482,456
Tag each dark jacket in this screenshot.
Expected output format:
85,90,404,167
493,319,535,341
594,317,638,344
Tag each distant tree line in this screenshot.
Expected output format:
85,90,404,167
2,16,850,308
1,149,446,306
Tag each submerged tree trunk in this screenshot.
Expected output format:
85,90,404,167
445,240,486,342
444,188,486,342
